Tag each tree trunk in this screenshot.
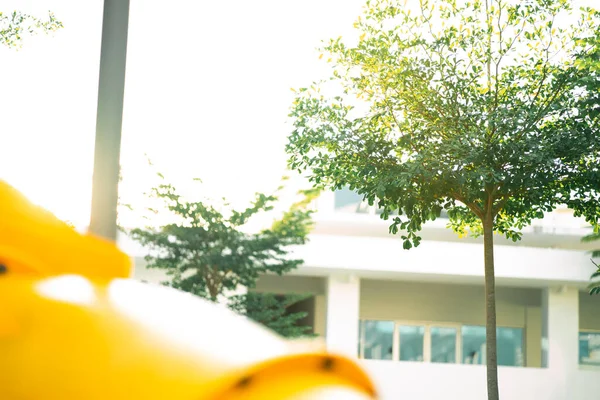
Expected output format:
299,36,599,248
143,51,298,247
207,281,219,302
483,215,499,400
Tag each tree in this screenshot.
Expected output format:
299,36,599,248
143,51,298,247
579,29,600,297
129,179,317,302
228,292,314,338
582,231,600,295
286,1,600,399
1,10,62,49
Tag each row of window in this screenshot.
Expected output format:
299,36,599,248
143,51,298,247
358,320,524,366
359,320,600,367
358,320,525,367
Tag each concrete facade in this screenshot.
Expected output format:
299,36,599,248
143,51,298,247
130,189,600,399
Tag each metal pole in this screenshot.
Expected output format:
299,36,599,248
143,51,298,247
89,0,130,241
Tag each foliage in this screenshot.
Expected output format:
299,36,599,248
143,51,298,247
1,10,62,49
286,1,600,399
129,178,318,302
582,230,600,294
289,0,600,246
228,292,314,338
582,231,600,260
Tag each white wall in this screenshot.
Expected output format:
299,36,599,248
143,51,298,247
292,234,596,288
363,361,600,400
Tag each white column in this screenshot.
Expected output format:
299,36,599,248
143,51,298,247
325,274,360,357
542,286,579,399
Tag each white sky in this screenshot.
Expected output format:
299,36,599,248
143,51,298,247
0,0,364,228
2,0,594,229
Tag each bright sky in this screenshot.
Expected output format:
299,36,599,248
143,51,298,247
3,0,594,230
1,0,364,228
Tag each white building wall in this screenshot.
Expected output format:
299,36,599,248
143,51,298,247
354,284,599,400
125,208,600,400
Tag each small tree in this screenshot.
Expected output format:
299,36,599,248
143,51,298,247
1,10,62,49
228,292,314,338
286,1,600,399
129,179,317,302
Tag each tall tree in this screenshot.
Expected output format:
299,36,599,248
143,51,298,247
286,1,600,399
583,231,600,294
1,10,62,49
228,292,314,338
129,179,317,302
579,28,600,296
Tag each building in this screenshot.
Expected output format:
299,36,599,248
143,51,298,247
130,188,600,400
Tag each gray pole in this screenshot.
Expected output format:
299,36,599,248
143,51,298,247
89,0,130,241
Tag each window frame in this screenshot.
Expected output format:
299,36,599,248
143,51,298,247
395,321,462,363
358,319,395,360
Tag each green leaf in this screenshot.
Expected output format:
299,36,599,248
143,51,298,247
127,175,315,302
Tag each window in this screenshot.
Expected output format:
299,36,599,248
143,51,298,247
461,326,524,367
358,320,394,360
359,320,525,367
398,325,425,361
579,331,600,366
497,327,525,367
462,325,486,365
431,326,458,363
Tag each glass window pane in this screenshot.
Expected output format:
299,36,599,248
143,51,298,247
461,326,524,367
431,326,457,363
579,332,600,366
462,326,486,365
359,320,394,360
399,325,425,361
497,327,524,367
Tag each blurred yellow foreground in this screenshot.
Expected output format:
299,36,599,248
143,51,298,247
0,181,376,400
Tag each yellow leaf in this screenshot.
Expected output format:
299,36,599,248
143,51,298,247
360,33,366,41
319,53,323,60
327,58,332,63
